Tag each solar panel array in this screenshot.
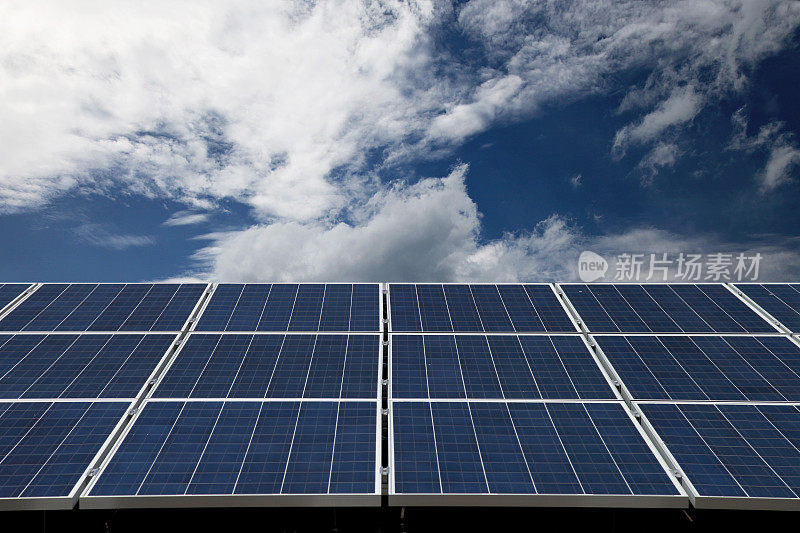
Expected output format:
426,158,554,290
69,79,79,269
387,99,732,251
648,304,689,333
82,283,382,508
388,284,683,507
571,283,800,510
1,281,800,511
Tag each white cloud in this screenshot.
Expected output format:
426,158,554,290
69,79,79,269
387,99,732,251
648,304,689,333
727,108,800,191
759,145,800,192
2,1,800,281
73,223,155,250
163,210,210,227
193,165,800,282
612,87,701,156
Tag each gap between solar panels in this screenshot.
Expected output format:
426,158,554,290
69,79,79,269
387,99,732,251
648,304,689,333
2,282,799,512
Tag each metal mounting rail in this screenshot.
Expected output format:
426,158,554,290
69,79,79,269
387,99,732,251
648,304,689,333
74,283,215,505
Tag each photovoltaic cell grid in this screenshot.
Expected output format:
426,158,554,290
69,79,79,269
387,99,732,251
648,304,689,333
389,284,575,333
596,335,800,402
0,402,128,501
153,334,380,399
562,284,775,333
736,284,800,333
641,403,800,503
391,401,680,498
0,284,30,312
0,283,206,332
194,284,379,332
0,334,174,400
391,335,614,400
86,400,377,499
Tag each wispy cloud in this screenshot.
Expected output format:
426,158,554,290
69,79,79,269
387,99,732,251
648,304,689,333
727,108,800,192
73,224,155,250
163,210,210,227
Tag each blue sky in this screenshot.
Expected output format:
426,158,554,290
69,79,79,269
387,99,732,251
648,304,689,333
1,1,799,282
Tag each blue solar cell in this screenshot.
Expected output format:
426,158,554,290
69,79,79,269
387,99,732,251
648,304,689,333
454,336,503,399
282,401,338,493
506,403,583,494
563,284,774,333
391,402,441,494
469,402,535,494
0,334,172,399
486,336,539,398
737,284,800,333
234,401,298,495
304,335,347,398
91,400,377,497
471,285,515,332
319,284,352,332
392,401,679,496
288,284,325,331
430,402,488,493
226,285,271,331
349,284,379,332
597,335,800,402
339,335,379,399
545,403,632,495
524,285,577,332
583,403,679,495
642,403,800,499
0,401,128,499
329,402,377,494
443,285,483,331
257,284,298,331
417,285,453,332
193,284,245,331
0,284,29,312
389,285,422,332
497,285,545,332
423,336,466,399
390,336,428,399
228,335,283,398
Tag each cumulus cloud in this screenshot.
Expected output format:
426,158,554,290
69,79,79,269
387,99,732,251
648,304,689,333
192,165,800,282
195,165,583,281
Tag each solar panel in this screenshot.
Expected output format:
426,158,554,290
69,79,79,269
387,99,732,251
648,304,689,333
0,284,206,332
193,284,379,332
736,284,800,333
640,403,800,509
0,401,129,509
390,401,683,505
561,284,776,333
596,335,800,402
388,284,575,333
82,400,379,507
0,284,31,313
391,335,614,400
152,334,379,399
0,334,175,400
